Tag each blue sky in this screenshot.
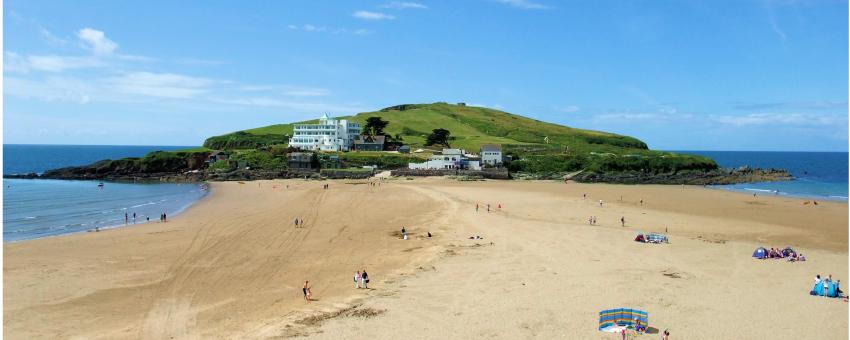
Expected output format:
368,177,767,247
4,0,848,151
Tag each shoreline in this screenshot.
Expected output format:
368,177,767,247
2,178,210,243
4,178,847,339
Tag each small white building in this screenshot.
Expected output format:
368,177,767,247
480,144,503,167
288,114,361,151
409,148,481,170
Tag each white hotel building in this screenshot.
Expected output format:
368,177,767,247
288,114,361,151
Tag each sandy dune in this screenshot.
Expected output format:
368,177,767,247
4,178,848,339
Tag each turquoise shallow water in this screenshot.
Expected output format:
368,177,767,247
3,144,206,242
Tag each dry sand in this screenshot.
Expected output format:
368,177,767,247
4,178,848,339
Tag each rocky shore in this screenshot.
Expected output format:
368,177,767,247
568,167,792,185
4,157,792,185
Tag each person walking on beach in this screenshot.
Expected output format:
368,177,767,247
662,329,670,340
487,204,490,212
640,199,643,206
361,270,369,289
294,218,299,227
621,216,625,227
599,200,603,207
133,212,136,223
125,213,128,225
583,193,587,199
163,213,167,222
476,203,479,212
303,281,312,301
354,271,361,289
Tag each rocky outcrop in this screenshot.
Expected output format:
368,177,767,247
569,167,792,185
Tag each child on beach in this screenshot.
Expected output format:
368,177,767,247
303,281,312,301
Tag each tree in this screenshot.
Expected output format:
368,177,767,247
425,128,451,147
364,117,389,135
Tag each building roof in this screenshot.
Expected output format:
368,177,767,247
441,148,463,155
355,135,386,144
480,144,502,152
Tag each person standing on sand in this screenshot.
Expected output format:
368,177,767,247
621,216,625,227
133,212,136,223
640,199,644,206
294,218,299,227
354,271,361,289
125,213,128,225
583,193,587,199
163,213,167,222
599,200,603,207
361,270,369,289
476,203,479,212
487,204,490,212
662,329,670,340
304,281,312,301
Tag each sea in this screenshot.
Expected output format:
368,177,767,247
677,151,848,201
3,145,209,242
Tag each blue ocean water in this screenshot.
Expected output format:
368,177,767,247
3,145,207,242
677,151,848,201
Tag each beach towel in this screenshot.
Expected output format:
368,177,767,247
598,308,648,331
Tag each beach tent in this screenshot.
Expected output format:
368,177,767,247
811,281,840,298
634,234,646,242
646,233,668,243
782,247,796,257
598,308,648,332
752,247,768,259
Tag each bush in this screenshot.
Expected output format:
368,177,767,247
232,149,286,170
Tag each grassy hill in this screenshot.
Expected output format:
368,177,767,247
206,102,645,151
202,102,718,174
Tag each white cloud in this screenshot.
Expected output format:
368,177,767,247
5,76,93,104
380,2,428,9
108,72,216,98
495,0,550,10
352,11,396,20
77,28,118,55
40,28,68,46
709,112,846,127
26,55,104,72
289,24,371,35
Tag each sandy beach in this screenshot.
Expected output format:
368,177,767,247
4,178,848,339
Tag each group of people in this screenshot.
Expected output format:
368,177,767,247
588,216,598,225
159,213,167,222
475,203,501,212
322,183,330,189
814,274,844,297
353,270,370,289
294,218,304,227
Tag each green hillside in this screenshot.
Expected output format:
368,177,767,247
202,102,717,174
206,102,645,151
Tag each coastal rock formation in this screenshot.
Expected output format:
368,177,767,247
570,167,792,185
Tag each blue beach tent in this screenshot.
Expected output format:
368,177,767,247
811,281,840,298
752,247,768,259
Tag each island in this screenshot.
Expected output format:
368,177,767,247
5,102,791,184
